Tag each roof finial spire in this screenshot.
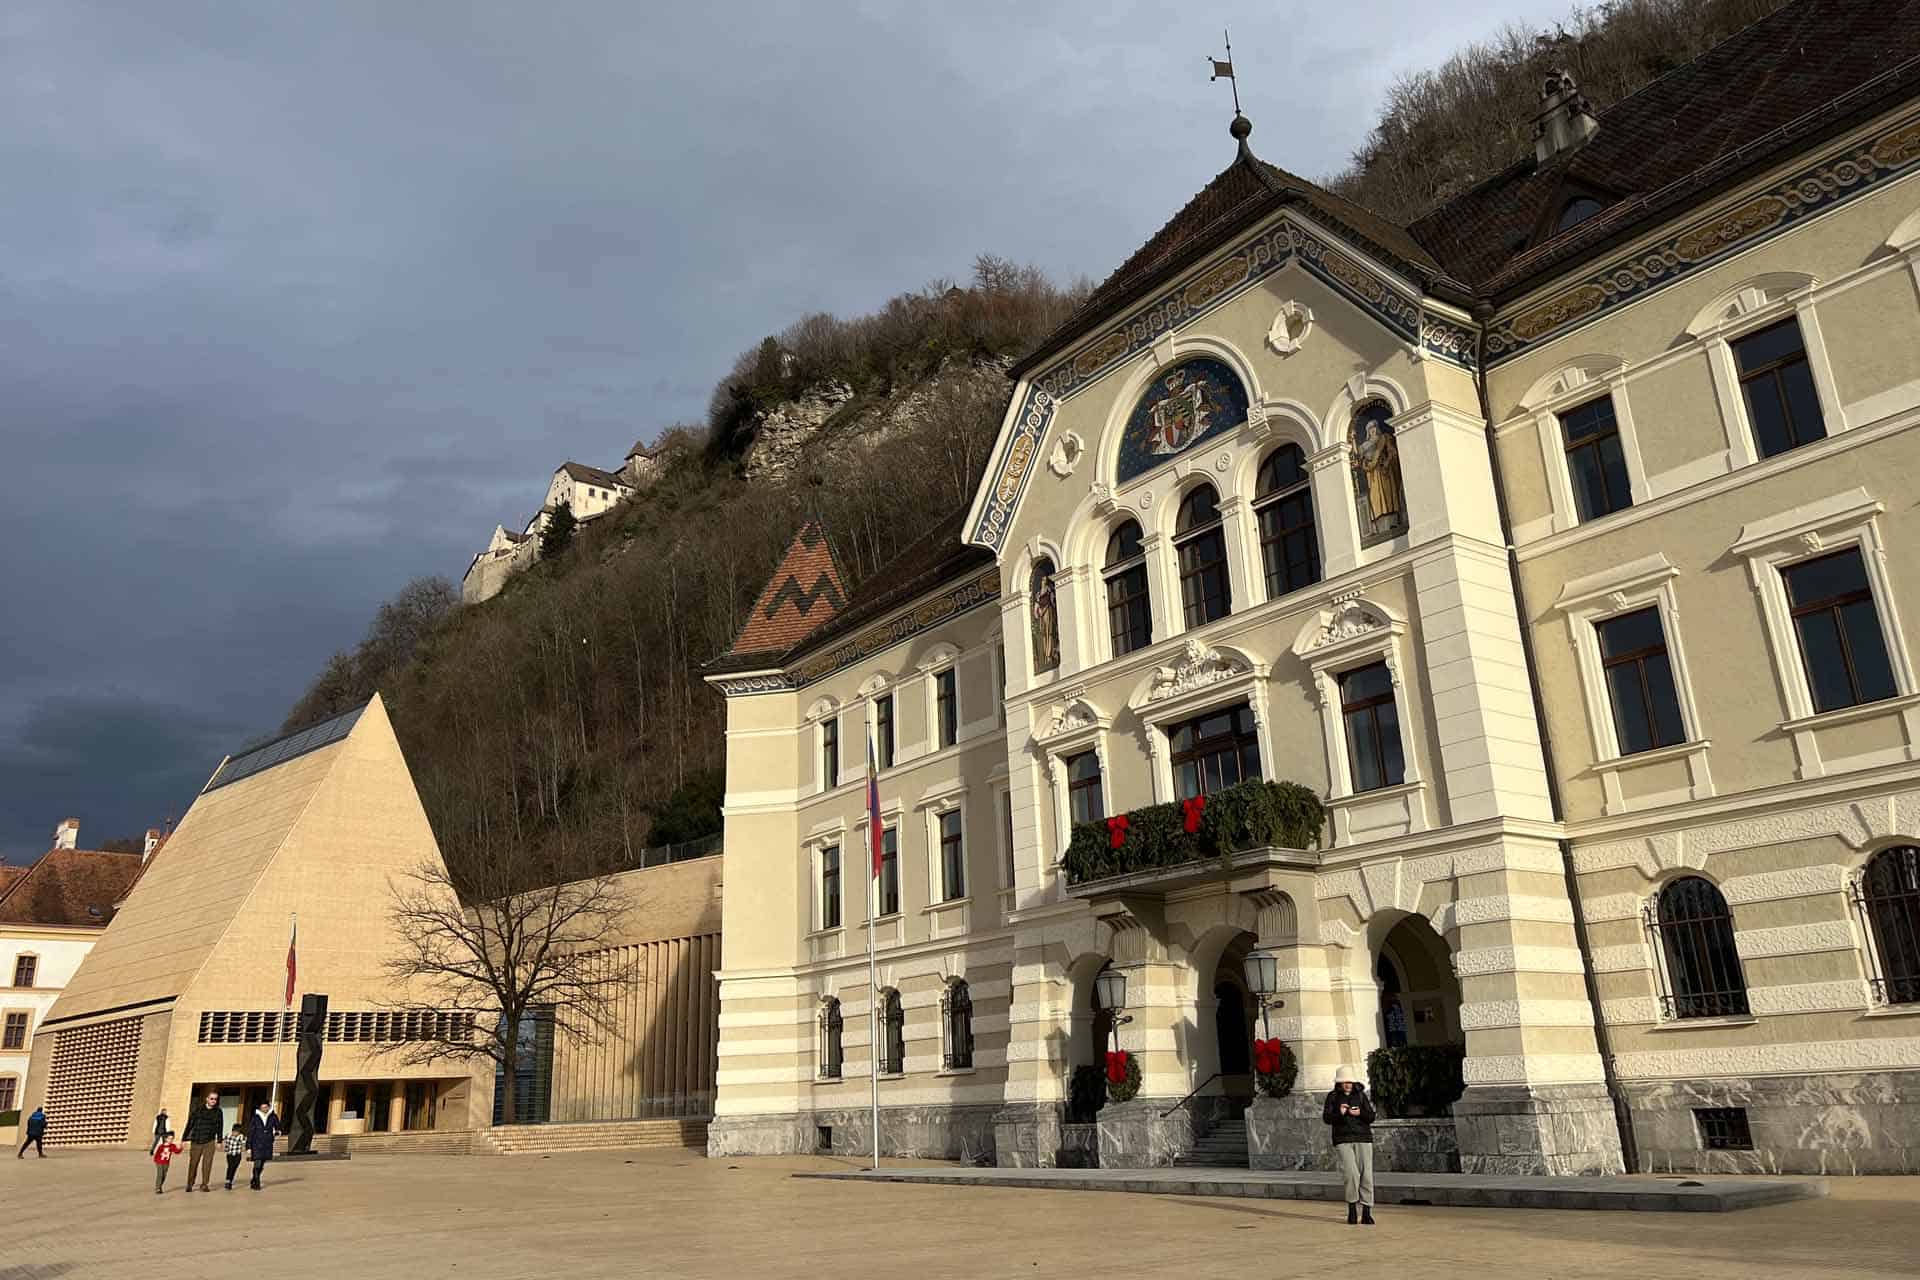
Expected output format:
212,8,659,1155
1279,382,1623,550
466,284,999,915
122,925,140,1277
1210,30,1249,145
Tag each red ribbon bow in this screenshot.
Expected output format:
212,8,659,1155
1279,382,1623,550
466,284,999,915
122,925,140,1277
1106,815,1131,850
1105,1050,1130,1084
1181,794,1207,834
1252,1037,1285,1075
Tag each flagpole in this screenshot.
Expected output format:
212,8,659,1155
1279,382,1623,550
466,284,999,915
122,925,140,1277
867,731,881,1172
271,912,294,1123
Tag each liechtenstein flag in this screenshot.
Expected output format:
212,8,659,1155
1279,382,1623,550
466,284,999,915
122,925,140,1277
867,732,883,879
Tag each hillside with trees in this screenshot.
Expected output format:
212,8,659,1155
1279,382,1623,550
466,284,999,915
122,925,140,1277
287,0,1794,883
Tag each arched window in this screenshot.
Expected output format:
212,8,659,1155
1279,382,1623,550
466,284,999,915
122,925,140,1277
1104,521,1151,657
1029,558,1061,674
942,979,974,1069
1254,444,1319,599
879,988,906,1074
1174,484,1231,629
1648,877,1749,1019
1855,846,1920,1005
818,997,844,1080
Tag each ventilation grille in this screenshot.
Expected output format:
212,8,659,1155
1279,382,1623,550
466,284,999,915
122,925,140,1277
44,1015,142,1146
1694,1106,1754,1151
197,1009,473,1044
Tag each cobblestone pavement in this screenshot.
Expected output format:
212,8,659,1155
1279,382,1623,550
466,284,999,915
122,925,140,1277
3,1148,1916,1279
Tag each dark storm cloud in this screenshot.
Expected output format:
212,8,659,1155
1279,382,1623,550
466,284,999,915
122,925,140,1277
0,0,1560,860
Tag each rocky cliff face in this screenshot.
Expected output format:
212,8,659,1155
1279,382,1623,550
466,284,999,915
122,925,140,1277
741,357,1012,481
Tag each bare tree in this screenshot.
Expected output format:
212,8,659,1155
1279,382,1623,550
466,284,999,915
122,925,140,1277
374,853,632,1124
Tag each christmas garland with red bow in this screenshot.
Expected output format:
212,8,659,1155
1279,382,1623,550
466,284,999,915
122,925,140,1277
1251,1037,1298,1099
1104,1049,1142,1103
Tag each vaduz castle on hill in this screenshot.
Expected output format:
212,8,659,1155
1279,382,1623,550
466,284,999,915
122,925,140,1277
703,0,1920,1175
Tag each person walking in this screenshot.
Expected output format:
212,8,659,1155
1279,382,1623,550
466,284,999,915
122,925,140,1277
181,1090,225,1191
222,1123,247,1190
150,1107,170,1156
152,1131,182,1194
245,1101,280,1190
1323,1066,1376,1225
16,1106,48,1158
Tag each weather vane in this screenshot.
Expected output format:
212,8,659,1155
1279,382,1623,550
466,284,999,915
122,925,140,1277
1209,29,1242,119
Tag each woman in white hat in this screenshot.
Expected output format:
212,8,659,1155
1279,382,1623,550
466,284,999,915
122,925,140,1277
1323,1066,1376,1224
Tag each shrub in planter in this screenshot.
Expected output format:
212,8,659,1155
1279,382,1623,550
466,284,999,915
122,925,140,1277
1062,780,1325,884
1252,1037,1298,1099
1067,1063,1108,1122
1104,1050,1142,1103
1365,1044,1467,1118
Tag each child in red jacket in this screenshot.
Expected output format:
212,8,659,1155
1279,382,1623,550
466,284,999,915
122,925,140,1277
152,1131,182,1194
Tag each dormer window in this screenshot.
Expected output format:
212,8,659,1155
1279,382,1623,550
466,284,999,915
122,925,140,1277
1555,196,1604,234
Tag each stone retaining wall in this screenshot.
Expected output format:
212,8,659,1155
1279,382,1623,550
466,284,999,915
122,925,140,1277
708,1104,1000,1163
1624,1071,1920,1175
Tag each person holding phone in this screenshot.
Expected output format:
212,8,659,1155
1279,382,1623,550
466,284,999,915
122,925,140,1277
1323,1066,1376,1225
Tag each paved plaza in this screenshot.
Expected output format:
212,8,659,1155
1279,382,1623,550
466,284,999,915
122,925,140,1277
3,1148,1917,1279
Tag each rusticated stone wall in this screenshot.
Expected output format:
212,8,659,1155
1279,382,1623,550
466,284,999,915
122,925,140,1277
1626,1071,1920,1175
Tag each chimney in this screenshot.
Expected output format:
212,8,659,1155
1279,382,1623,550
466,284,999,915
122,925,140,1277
1534,69,1599,164
144,827,165,862
54,817,80,850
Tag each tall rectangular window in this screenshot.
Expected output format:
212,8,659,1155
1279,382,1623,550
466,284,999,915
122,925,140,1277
821,717,839,790
1597,608,1686,754
877,828,900,917
1169,704,1261,800
1784,549,1898,712
1340,663,1405,793
1105,521,1153,656
939,810,965,902
875,695,895,771
819,845,841,930
1065,751,1105,825
0,1077,15,1113
1255,444,1320,598
1734,318,1826,458
1559,395,1632,521
935,668,958,748
1000,790,1016,887
12,955,36,988
1,1012,26,1051
994,641,1007,728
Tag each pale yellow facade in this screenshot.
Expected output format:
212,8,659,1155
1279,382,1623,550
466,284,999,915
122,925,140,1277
707,90,1920,1173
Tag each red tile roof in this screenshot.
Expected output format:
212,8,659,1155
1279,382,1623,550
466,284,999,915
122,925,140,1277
0,848,144,929
0,864,25,900
784,501,992,664
725,520,849,660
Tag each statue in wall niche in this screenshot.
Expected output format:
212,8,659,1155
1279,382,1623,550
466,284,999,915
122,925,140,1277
1351,399,1407,546
1030,558,1061,673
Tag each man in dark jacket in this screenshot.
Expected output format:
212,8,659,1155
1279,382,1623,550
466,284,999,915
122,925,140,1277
1323,1066,1376,1225
245,1102,280,1190
181,1090,226,1190
16,1106,48,1157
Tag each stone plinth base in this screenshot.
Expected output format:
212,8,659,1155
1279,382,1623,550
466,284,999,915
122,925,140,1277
1059,1122,1101,1168
1624,1070,1920,1175
991,1103,1063,1169
1247,1095,1332,1170
1452,1083,1624,1176
707,1104,999,1163
1372,1117,1460,1173
1096,1098,1219,1168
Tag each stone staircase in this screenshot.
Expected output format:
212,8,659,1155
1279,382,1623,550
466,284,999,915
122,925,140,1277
483,1118,709,1156
1173,1114,1249,1168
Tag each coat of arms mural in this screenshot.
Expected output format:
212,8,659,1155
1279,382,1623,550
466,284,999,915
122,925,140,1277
1115,358,1249,483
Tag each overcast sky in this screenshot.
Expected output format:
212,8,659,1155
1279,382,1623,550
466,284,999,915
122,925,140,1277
0,0,1572,862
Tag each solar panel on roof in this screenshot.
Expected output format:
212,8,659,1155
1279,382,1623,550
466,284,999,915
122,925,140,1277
203,704,365,793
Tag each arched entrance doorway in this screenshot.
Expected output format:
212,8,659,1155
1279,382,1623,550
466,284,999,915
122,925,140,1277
1207,931,1257,1101
1374,915,1461,1049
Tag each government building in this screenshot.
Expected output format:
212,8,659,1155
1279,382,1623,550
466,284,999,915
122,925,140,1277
703,0,1920,1175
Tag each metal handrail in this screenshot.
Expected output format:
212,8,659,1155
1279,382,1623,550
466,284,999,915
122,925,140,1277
1160,1072,1223,1118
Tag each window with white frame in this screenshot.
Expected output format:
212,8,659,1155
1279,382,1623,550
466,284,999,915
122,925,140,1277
1254,444,1320,598
1558,395,1633,522
1105,521,1152,657
1732,318,1826,458
1175,484,1232,629
1291,599,1426,839
1731,489,1915,773
0,1076,16,1113
1550,552,1710,813
1338,664,1404,793
819,844,842,931
874,693,895,770
1064,751,1105,824
934,667,959,748
936,808,965,902
1690,273,1841,470
874,827,900,917
1168,703,1261,800
12,954,36,989
821,716,840,790
1,1011,26,1051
